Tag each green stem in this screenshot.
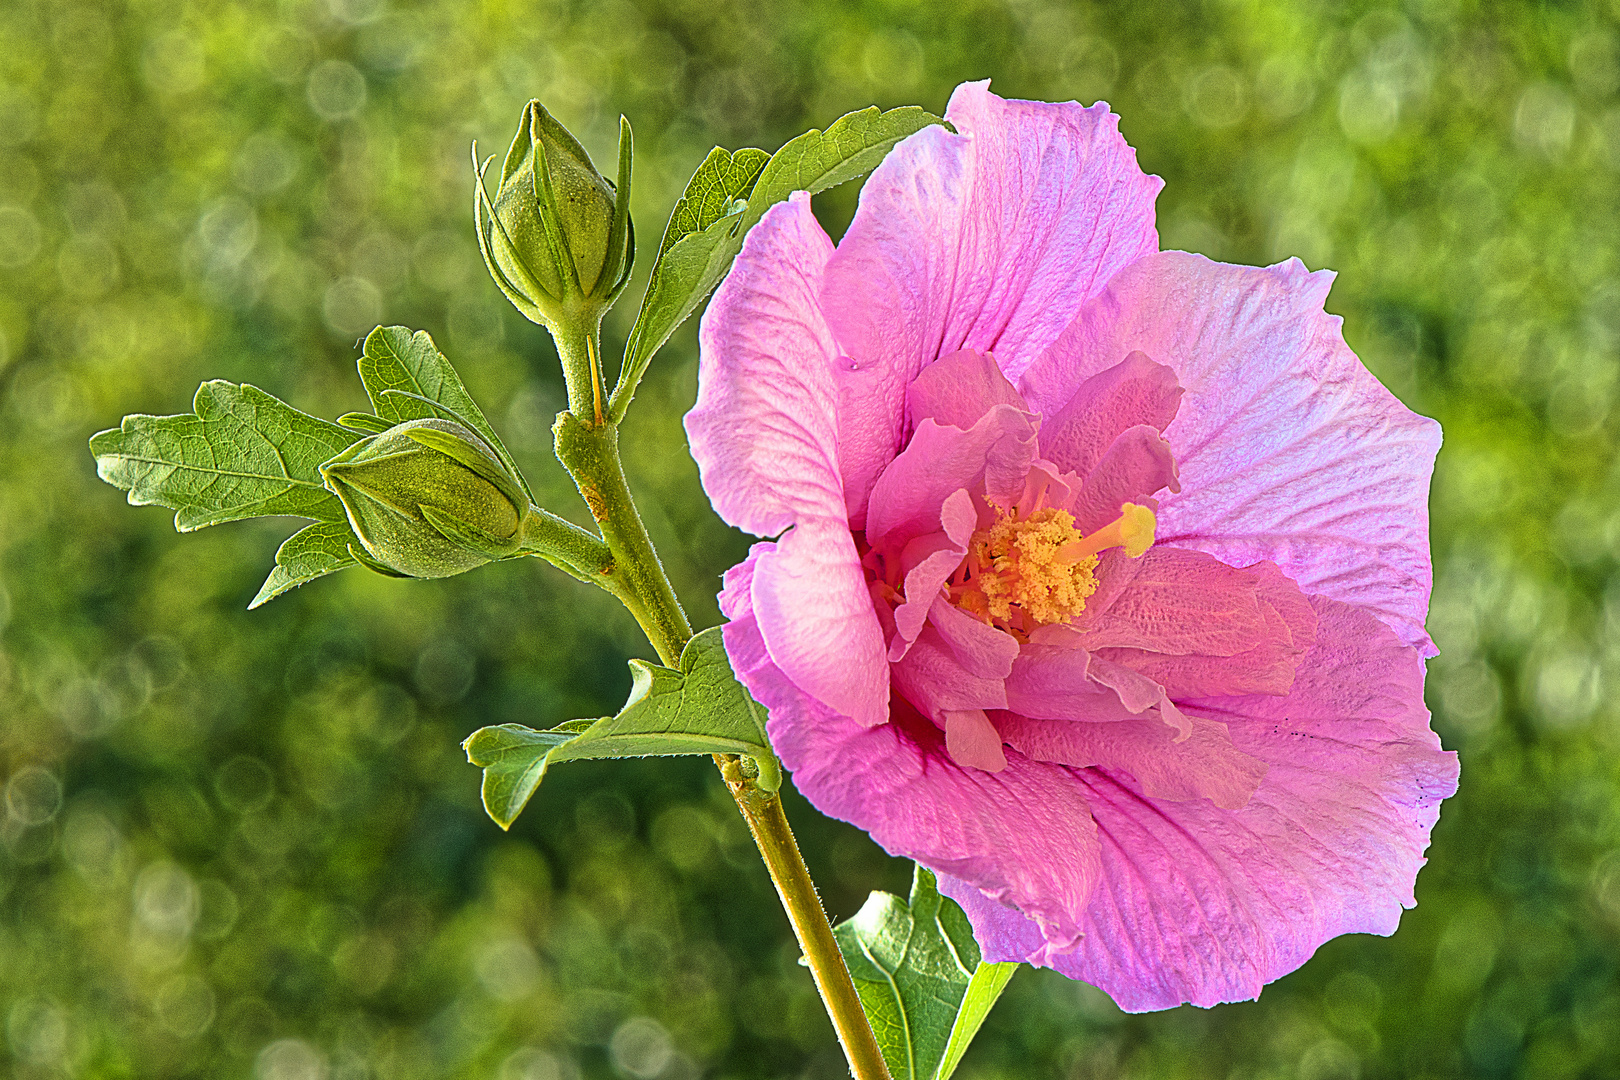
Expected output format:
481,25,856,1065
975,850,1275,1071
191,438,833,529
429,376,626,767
721,755,893,1080
549,322,890,1080
518,506,613,576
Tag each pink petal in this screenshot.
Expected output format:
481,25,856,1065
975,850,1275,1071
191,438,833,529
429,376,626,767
687,192,843,537
1085,654,1191,737
688,193,888,727
945,595,1458,1011
1067,424,1180,534
906,348,1030,431
728,609,1102,948
1096,559,1318,698
996,712,1267,810
890,489,980,661
927,596,1020,680
1038,350,1184,477
890,620,1009,719
945,709,1008,772
822,82,1162,523
1004,645,1139,723
750,521,890,728
1075,547,1302,658
1022,252,1440,654
864,405,1037,551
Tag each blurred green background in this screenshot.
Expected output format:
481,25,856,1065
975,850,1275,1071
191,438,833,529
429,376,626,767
1,0,1617,1077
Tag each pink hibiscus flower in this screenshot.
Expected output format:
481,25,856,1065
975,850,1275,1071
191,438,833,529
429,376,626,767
685,81,1459,1011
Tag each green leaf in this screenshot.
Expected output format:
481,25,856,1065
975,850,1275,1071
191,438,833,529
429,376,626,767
654,145,771,265
355,326,534,504
90,380,360,531
936,959,1019,1080
611,105,947,421
463,626,778,829
747,104,947,214
248,521,361,609
833,865,1018,1080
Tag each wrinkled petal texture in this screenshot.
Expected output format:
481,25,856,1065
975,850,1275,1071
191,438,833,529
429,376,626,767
687,192,888,726
823,81,1163,524
691,82,1452,1015
943,597,1457,1011
1022,251,1441,655
722,552,1101,948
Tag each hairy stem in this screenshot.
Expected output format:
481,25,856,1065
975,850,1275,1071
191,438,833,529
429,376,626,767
549,323,890,1080
721,755,893,1080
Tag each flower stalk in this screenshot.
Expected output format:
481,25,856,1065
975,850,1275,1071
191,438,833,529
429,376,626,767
720,754,892,1080
549,321,890,1080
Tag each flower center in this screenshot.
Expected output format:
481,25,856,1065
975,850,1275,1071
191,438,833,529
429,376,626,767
949,503,1156,635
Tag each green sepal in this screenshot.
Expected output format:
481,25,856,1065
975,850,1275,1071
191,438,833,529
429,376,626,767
523,113,583,297
463,626,779,829
833,865,1018,1080
347,541,411,578
420,504,520,560
401,424,528,514
356,326,533,504
337,412,394,434
602,116,637,301
474,148,547,325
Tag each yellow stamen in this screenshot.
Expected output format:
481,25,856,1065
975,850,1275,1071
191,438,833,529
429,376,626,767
950,503,1157,635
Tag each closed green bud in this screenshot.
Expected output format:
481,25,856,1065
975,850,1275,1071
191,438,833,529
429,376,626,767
319,418,530,579
476,101,634,329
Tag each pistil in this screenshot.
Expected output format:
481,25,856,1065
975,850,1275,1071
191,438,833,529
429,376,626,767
949,502,1156,635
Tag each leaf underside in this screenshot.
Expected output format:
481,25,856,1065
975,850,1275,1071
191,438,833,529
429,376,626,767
615,105,948,416
463,626,776,828
833,865,1018,1080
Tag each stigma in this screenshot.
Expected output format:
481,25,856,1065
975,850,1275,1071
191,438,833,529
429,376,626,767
948,502,1156,636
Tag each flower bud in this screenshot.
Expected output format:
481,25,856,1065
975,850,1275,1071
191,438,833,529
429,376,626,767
476,101,634,327
319,418,530,579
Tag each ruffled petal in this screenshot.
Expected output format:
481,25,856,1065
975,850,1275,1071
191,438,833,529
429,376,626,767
945,709,1008,772
687,192,844,537
1072,549,1317,699
1074,547,1284,656
750,522,889,729
1038,350,1184,476
997,712,1266,810
1067,424,1180,534
906,348,1030,431
1097,559,1318,699
1004,645,1138,723
889,488,977,661
927,597,1020,680
890,620,1009,719
947,595,1457,1012
822,82,1162,523
1021,252,1440,654
864,406,1037,550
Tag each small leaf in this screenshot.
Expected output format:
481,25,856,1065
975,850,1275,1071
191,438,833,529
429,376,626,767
463,626,778,828
612,106,947,421
936,960,1018,1080
746,105,947,215
90,381,360,531
356,326,533,503
249,521,361,609
655,146,772,264
833,865,1018,1080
